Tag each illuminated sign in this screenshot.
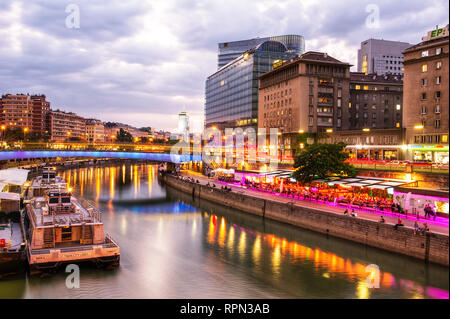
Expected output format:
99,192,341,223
422,26,449,41
273,60,285,69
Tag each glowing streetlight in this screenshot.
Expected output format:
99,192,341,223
362,128,370,132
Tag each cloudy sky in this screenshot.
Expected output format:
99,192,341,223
0,0,448,132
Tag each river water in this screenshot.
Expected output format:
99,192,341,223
1,163,448,299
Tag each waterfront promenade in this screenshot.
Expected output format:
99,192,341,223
179,171,449,236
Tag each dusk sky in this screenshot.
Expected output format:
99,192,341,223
0,0,448,132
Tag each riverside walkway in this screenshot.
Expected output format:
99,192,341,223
179,171,449,236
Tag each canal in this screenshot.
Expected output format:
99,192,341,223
1,163,448,298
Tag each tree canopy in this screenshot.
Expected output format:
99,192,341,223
116,128,133,143
292,142,356,184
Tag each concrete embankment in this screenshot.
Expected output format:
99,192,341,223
161,173,449,266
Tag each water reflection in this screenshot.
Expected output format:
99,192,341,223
0,164,447,299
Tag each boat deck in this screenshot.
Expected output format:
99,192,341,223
30,197,101,227
0,223,24,252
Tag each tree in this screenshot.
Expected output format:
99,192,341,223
292,142,356,184
116,128,133,143
4,127,24,141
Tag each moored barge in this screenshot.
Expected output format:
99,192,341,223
25,189,120,274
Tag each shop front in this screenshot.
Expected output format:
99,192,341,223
407,145,449,163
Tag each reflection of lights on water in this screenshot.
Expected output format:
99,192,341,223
207,215,216,244
121,214,127,235
218,217,226,247
238,231,246,258
227,225,235,253
253,236,261,267
323,273,330,278
192,219,197,237
356,280,370,299
272,243,281,277
110,166,115,199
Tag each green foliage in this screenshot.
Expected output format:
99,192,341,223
3,127,24,141
116,128,133,143
292,142,356,183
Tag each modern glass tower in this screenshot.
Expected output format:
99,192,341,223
205,40,298,131
218,35,305,69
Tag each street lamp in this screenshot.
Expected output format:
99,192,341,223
23,127,29,142
1,125,6,144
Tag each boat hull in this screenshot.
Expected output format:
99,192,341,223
0,250,27,278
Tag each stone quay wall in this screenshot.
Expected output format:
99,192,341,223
162,173,449,266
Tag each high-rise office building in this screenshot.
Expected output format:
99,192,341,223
206,40,298,132
218,35,305,69
403,25,449,164
357,39,412,76
178,111,189,138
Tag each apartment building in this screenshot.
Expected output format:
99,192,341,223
258,51,351,158
348,72,403,130
403,25,449,163
50,110,86,142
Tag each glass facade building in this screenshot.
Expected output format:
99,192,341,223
218,35,305,69
205,40,298,131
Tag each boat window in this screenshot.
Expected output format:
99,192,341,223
49,198,59,204
43,174,49,179
61,197,71,203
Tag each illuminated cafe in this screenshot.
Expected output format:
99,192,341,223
406,144,449,164
318,128,405,160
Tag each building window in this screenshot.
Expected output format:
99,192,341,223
436,76,441,84
363,85,369,90
421,106,427,114
308,117,313,126
436,91,441,99
435,105,441,114
421,93,426,100
355,85,361,90
422,64,427,72
422,78,428,86
436,61,442,69
442,135,448,143
337,119,341,127
436,48,442,55
421,50,429,57
435,120,440,128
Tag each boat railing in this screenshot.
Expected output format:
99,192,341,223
103,234,119,248
78,198,103,223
